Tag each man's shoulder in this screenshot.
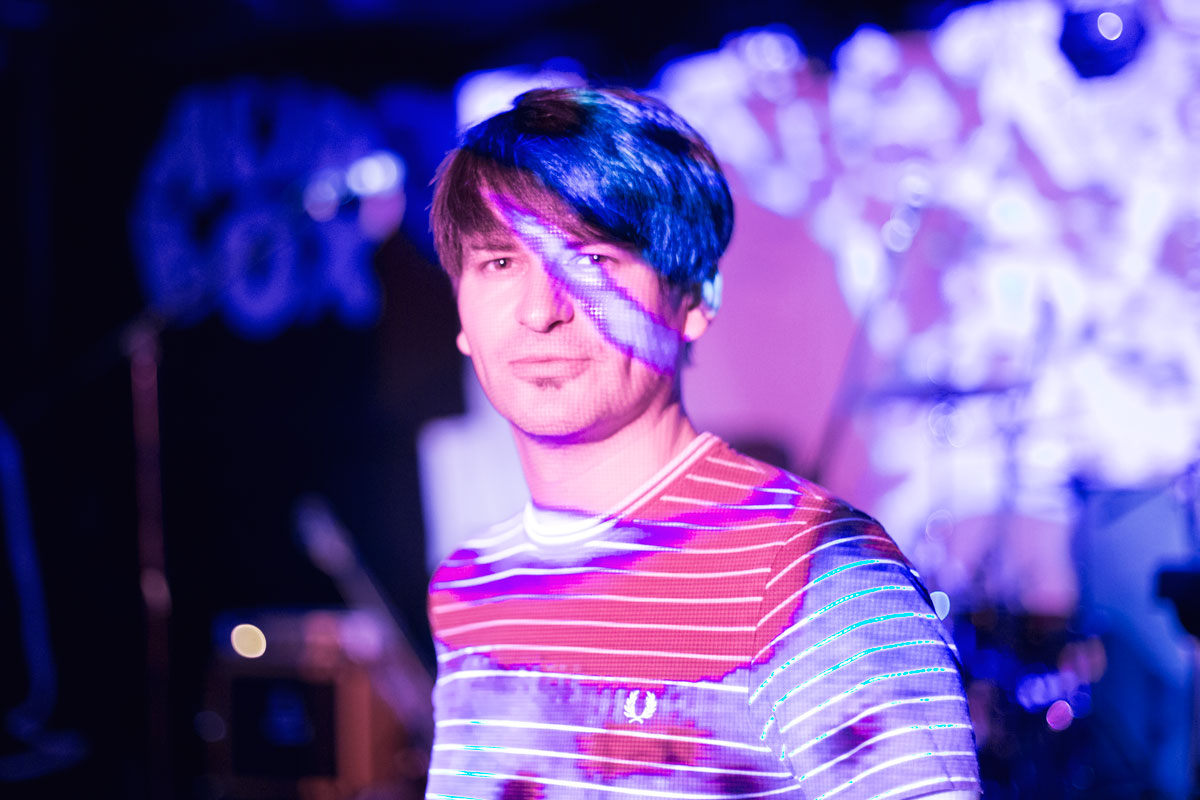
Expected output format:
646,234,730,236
688,439,912,574
662,435,870,525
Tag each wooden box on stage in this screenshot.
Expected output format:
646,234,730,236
200,609,431,800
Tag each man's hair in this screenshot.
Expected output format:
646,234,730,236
431,86,734,290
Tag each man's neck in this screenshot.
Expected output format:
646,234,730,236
513,403,700,516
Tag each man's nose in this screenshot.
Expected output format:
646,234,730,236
517,260,575,332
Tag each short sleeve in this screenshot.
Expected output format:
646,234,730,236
747,511,980,799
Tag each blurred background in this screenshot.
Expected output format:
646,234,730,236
3,0,1200,797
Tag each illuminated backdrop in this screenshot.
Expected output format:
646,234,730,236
108,0,1200,794
419,1,1200,622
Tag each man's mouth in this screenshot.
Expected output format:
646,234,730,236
510,357,591,381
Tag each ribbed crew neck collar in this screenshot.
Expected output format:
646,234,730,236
523,432,717,545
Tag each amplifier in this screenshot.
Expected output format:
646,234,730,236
198,609,429,800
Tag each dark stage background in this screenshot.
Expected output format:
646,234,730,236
3,1,1199,798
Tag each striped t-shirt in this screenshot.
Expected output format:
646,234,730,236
426,433,980,800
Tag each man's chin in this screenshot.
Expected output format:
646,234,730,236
515,422,592,444
507,414,608,445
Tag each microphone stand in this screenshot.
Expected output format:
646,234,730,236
125,320,171,799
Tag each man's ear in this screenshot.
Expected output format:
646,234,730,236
681,291,711,343
456,330,472,356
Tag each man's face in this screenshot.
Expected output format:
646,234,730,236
454,198,709,443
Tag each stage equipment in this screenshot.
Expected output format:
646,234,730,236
201,609,428,800
1159,566,1200,639
1077,482,1196,797
198,498,432,800
126,320,172,797
293,496,434,740
0,418,87,782
1155,461,1200,790
953,610,1105,797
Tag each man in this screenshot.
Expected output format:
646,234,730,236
425,86,980,800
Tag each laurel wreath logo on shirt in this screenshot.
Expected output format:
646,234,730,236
622,690,657,724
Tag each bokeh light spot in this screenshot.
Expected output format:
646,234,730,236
1097,12,1124,41
346,151,404,197
925,509,955,541
194,710,227,743
303,170,342,222
930,590,952,620
1046,699,1074,731
231,623,267,658
741,29,802,72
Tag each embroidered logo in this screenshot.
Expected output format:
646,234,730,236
622,690,657,724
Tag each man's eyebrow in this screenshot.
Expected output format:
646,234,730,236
463,234,519,251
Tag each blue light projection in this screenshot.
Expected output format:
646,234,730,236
130,79,399,339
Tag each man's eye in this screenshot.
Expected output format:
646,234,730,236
578,253,612,266
486,257,511,271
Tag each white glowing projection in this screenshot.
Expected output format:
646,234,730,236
455,66,585,132
655,28,824,217
653,7,1200,611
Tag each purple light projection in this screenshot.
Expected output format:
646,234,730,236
492,196,686,375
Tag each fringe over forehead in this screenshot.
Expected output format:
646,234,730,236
431,86,734,289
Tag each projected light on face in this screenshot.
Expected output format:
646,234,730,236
492,196,684,375
436,84,732,452
453,192,699,445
